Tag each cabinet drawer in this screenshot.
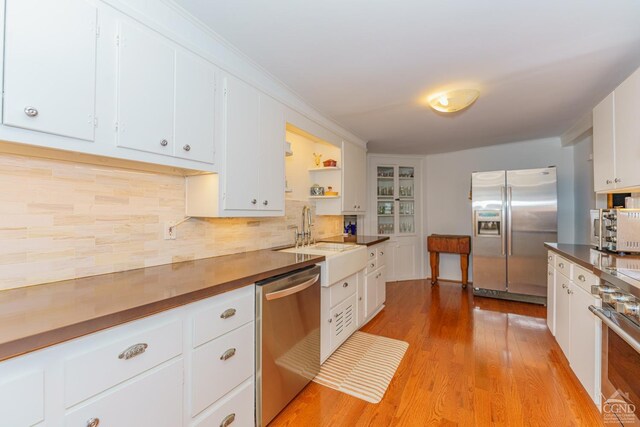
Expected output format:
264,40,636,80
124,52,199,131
191,321,254,417
547,250,555,265
64,319,182,407
193,378,254,427
555,255,572,278
572,264,598,293
0,371,44,426
64,360,183,427
365,257,378,274
377,244,387,268
192,285,254,348
368,247,377,261
329,273,357,307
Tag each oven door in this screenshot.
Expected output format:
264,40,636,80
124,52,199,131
590,305,640,426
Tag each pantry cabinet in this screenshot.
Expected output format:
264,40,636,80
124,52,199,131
3,0,98,141
592,65,640,192
342,141,367,214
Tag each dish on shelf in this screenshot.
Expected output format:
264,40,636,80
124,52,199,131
323,159,337,167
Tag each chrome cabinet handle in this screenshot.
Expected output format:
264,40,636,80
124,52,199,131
183,144,191,151
578,274,586,282
86,418,100,427
220,308,236,319
359,297,362,301
118,343,148,360
357,205,360,209
561,283,567,289
606,179,613,184
220,348,236,361
548,255,552,261
370,263,375,268
558,262,564,268
220,413,236,427
251,199,257,205
160,139,168,147
615,178,622,183
24,106,38,117
370,252,375,257
263,200,268,206
567,289,573,295
380,252,384,256
343,282,349,288
328,318,332,323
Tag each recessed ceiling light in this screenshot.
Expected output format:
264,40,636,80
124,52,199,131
428,89,479,113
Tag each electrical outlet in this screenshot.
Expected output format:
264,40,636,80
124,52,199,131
164,222,177,240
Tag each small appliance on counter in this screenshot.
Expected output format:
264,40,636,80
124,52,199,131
591,208,640,254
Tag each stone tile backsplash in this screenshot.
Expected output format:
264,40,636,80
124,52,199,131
0,153,342,290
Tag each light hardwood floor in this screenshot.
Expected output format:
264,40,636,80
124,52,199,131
270,280,604,426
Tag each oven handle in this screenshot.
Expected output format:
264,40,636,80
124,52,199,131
589,305,640,354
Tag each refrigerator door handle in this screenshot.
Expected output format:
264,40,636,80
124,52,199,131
506,186,513,256
501,186,507,256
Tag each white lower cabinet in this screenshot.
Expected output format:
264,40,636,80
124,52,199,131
548,252,601,406
0,370,44,426
0,284,256,426
64,360,183,427
328,293,358,352
193,378,254,427
362,242,387,325
546,262,555,335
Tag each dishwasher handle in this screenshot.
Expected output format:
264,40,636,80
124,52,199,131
265,274,319,301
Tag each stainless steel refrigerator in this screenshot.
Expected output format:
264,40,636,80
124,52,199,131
471,167,557,304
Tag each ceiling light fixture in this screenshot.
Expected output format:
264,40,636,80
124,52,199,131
428,89,480,113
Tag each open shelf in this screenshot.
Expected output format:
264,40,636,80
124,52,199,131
308,167,341,171
309,195,340,199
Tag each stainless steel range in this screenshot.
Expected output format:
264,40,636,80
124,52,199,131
590,268,640,426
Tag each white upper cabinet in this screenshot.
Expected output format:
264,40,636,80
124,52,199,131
116,21,175,156
592,92,615,192
174,51,217,164
342,141,366,213
223,74,261,211
3,0,97,141
613,67,640,189
593,65,640,192
258,94,285,212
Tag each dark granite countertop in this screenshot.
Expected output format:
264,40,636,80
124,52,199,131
320,235,390,246
0,250,324,362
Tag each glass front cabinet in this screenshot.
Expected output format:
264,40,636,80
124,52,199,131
376,165,415,235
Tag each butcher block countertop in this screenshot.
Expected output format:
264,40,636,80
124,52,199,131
320,235,390,246
0,250,324,362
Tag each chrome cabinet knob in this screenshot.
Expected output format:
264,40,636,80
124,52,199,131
343,282,348,288
24,106,38,117
328,318,332,323
353,204,357,209
160,139,168,147
183,144,191,151
251,199,257,205
263,200,268,206
359,297,362,301
370,263,375,268
86,418,100,427
561,283,567,289
357,205,360,209
380,252,384,256
614,178,622,183
606,179,613,184
578,274,586,282
558,262,564,268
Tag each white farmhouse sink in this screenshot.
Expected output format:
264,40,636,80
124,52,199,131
278,243,367,286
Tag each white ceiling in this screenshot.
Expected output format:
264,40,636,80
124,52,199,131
172,0,640,154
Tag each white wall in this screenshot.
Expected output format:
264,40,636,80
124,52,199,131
573,134,598,244
422,137,575,281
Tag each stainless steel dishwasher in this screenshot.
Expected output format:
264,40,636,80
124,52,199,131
256,265,321,426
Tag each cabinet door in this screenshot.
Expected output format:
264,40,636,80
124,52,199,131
64,360,182,427
174,50,217,164
117,21,175,155
555,272,571,360
223,75,260,210
569,284,601,405
258,94,285,211
342,141,366,212
329,294,357,352
376,266,387,308
592,92,616,192
3,0,97,141
365,270,378,319
614,67,640,189
357,272,365,327
547,265,555,336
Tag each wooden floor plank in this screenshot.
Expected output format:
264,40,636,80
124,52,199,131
269,280,604,426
